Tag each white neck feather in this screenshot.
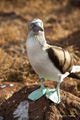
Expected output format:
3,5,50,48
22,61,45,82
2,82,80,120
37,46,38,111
28,31,47,46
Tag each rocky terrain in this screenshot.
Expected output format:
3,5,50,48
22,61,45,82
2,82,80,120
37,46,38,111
0,0,80,120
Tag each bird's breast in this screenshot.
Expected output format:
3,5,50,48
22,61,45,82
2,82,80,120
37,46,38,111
26,37,61,81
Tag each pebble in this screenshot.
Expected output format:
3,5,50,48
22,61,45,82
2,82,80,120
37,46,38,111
0,85,6,89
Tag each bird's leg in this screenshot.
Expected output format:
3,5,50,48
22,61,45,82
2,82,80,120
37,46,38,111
46,72,70,104
41,78,45,88
56,82,60,103
46,82,60,104
28,78,47,101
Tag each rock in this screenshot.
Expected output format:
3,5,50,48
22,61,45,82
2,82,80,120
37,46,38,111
0,82,25,105
0,81,80,120
70,0,80,6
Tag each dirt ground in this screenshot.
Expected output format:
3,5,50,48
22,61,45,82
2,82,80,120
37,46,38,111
0,0,80,120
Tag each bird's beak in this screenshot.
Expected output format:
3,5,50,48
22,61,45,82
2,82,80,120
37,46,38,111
31,22,43,31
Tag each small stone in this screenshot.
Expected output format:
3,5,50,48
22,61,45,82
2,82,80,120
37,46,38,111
9,84,14,87
0,85,6,89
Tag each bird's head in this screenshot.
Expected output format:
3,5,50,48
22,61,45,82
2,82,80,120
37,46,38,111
28,18,44,34
27,18,46,46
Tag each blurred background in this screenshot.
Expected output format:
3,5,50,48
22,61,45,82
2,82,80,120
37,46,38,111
0,0,80,85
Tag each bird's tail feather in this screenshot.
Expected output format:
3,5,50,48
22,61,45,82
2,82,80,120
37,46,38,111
71,66,80,73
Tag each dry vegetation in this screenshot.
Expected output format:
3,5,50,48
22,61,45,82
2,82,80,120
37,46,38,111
0,0,80,84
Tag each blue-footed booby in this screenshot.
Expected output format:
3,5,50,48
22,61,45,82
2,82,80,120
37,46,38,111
26,18,80,104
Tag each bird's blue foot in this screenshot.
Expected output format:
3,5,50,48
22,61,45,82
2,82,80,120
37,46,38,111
46,82,60,104
28,79,61,104
28,87,46,101
28,78,46,101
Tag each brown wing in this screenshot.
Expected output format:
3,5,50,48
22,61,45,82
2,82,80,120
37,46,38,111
46,46,73,74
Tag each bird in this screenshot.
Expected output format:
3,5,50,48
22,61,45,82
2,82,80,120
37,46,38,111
26,18,80,104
